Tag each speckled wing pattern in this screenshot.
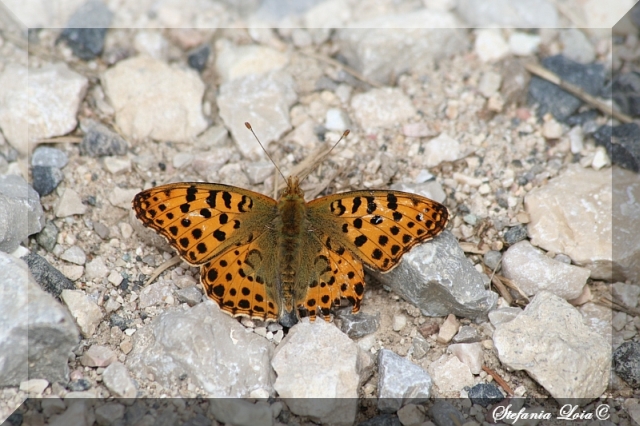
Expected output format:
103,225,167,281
133,183,281,320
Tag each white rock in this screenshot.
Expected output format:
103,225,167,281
126,301,274,397
494,291,610,402
54,188,87,217
272,320,366,425
108,187,141,209
474,29,509,63
336,11,467,84
448,342,483,375
397,404,426,426
61,290,104,338
393,314,408,332
172,152,194,169
423,133,462,168
0,63,87,154
103,157,131,174
508,32,541,56
324,108,351,131
542,119,563,139
591,146,611,170
60,246,86,265
102,56,207,142
437,314,460,344
478,71,502,98
107,271,123,286
525,164,613,280
217,71,297,160
103,362,137,398
428,355,474,393
80,345,117,367
502,241,589,300
612,282,640,308
351,88,416,130
560,28,595,64
568,126,584,153
215,41,288,83
134,30,169,60
19,378,49,394
85,256,109,281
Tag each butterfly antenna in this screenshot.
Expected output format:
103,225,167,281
298,129,350,183
245,122,287,182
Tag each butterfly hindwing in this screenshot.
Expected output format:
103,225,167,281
296,232,366,321
133,182,278,265
200,230,280,321
307,190,449,272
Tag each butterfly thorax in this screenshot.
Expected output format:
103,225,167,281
275,177,308,314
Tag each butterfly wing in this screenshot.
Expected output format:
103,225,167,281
296,237,366,321
133,183,278,265
307,190,449,272
201,229,280,321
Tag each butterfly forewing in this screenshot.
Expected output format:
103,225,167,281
133,183,278,265
307,190,449,272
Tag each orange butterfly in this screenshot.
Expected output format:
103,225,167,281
133,128,448,327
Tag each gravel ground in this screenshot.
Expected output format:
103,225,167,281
1,1,638,425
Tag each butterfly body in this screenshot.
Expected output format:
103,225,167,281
133,176,448,326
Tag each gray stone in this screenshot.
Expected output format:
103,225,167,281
93,221,110,240
369,231,497,320
79,120,128,157
502,240,589,300
174,286,202,306
488,307,523,327
483,250,502,271
32,166,64,196
272,319,366,425
456,0,558,27
22,253,75,297
611,166,640,283
337,11,467,85
452,325,481,343
468,383,505,407
48,399,94,426
209,399,273,426
503,224,527,245
377,349,432,413
59,0,112,60
94,402,125,426
493,291,610,402
101,56,207,142
336,311,380,338
103,362,137,398
32,147,69,168
126,301,275,397
0,174,44,252
0,253,78,386
217,70,297,159
428,400,465,426
613,342,640,388
60,246,86,265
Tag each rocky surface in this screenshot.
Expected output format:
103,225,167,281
0,1,636,424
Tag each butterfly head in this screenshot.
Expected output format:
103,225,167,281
281,176,304,198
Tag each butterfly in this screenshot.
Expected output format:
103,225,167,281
132,135,449,327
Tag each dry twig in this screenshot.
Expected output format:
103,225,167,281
482,366,515,396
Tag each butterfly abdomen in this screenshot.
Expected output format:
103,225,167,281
276,195,308,315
